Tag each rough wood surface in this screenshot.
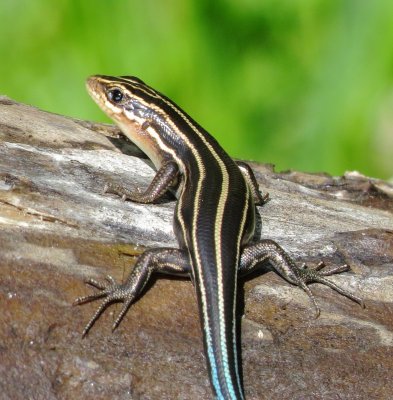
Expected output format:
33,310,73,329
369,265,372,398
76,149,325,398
0,95,392,400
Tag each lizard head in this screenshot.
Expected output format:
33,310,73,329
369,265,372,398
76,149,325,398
86,75,168,168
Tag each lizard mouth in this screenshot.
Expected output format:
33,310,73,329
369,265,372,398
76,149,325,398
86,75,124,117
85,76,104,105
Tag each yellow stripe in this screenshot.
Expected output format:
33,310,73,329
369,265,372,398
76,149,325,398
150,83,239,396
125,89,216,355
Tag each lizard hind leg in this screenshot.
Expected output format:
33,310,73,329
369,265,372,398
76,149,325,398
294,261,365,316
239,239,364,317
74,248,190,336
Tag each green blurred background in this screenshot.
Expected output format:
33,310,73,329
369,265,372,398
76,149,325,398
1,0,392,180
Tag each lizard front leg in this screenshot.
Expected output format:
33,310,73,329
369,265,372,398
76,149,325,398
236,161,269,205
104,160,179,203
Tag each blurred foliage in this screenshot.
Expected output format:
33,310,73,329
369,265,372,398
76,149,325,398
1,0,392,179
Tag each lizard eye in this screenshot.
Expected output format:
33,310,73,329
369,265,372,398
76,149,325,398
107,88,124,103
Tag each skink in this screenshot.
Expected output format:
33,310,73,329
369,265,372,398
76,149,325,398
75,75,363,399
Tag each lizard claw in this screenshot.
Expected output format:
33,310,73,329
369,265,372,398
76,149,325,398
74,275,137,336
295,262,364,316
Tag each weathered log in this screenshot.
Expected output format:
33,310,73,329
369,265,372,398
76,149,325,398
0,96,392,399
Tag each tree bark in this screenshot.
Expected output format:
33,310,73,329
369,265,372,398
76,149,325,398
0,96,392,400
